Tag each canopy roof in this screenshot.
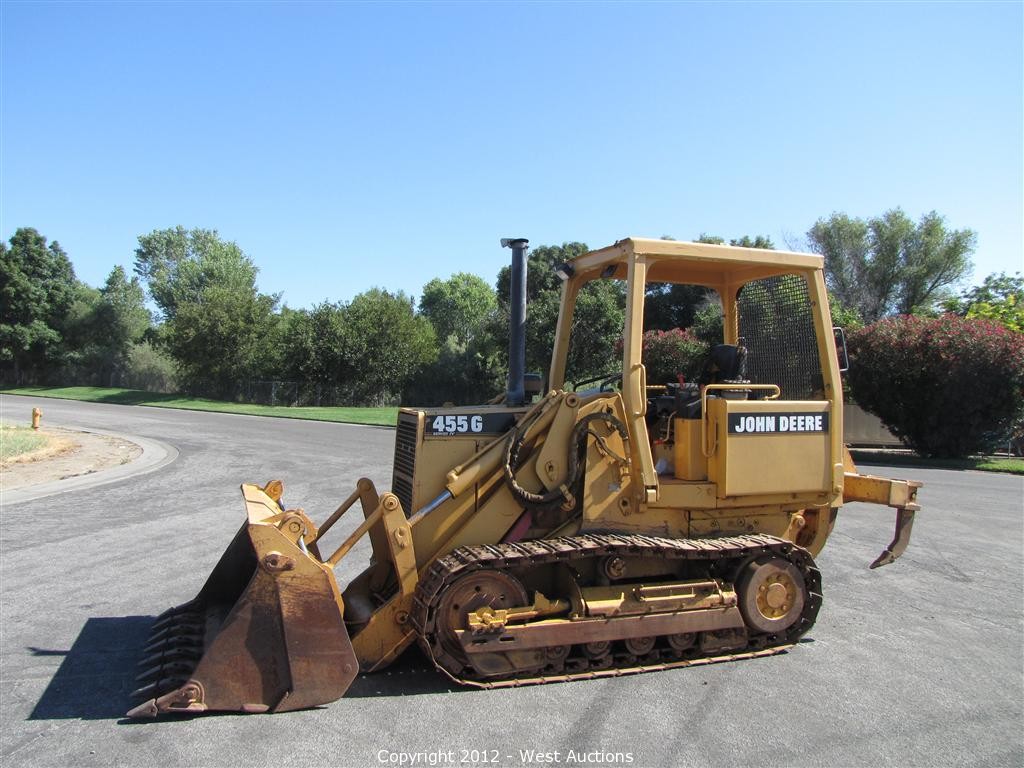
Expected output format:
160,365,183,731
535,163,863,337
568,237,823,287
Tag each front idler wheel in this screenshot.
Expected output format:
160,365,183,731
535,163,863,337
432,569,529,674
736,557,807,635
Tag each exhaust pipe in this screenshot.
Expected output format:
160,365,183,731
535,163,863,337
502,238,529,406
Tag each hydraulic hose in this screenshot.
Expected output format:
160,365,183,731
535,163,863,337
503,411,629,510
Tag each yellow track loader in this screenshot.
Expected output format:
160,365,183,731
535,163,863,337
129,237,921,718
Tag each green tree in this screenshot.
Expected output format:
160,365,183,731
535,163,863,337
407,273,505,405
99,266,151,346
61,281,103,381
168,286,278,398
419,272,497,346
495,242,625,384
644,235,772,332
691,300,724,345
730,235,775,249
65,266,152,385
695,234,725,245
134,227,253,320
133,227,279,397
403,335,506,406
0,228,77,382
495,242,585,378
944,272,1023,332
495,242,579,305
828,295,864,331
644,283,708,332
278,302,348,385
808,209,975,322
339,289,438,405
563,278,627,383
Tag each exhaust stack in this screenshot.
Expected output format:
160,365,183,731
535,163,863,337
502,237,529,406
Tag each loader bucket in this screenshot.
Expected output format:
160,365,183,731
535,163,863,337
127,484,359,717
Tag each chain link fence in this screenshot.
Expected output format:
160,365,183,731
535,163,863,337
183,380,399,408
0,369,398,408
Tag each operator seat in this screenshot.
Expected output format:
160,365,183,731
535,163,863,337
698,344,748,386
675,344,750,420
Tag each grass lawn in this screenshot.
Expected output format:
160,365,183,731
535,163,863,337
0,424,50,462
850,449,1024,476
0,386,399,427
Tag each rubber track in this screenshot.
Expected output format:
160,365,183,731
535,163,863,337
410,532,822,689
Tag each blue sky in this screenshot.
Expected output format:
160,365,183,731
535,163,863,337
2,1,1021,309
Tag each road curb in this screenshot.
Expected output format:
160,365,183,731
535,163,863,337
2,425,179,505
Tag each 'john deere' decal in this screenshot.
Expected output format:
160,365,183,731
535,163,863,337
728,412,830,435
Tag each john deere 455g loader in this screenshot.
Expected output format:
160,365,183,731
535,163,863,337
129,237,921,717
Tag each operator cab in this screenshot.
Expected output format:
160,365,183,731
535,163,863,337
549,238,843,507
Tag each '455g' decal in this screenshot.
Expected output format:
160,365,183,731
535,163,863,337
431,414,484,434
424,412,518,437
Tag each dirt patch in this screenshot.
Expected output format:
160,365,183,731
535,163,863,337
2,429,76,466
1,427,143,491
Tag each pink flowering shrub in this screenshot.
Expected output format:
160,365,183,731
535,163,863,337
848,315,1024,457
641,328,709,386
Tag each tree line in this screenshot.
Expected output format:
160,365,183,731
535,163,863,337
2,211,1018,413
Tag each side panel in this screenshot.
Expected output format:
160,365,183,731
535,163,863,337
393,405,527,517
708,399,832,498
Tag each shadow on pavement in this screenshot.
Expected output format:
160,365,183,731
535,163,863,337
29,615,806,719
344,646,456,698
29,616,153,721
29,616,453,721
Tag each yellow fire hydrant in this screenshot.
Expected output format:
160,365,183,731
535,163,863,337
31,407,42,430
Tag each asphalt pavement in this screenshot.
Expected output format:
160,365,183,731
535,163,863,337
0,394,1021,768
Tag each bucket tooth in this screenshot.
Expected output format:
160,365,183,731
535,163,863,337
127,679,207,718
151,601,199,629
145,629,203,649
146,623,203,645
126,699,159,719
144,634,203,655
136,661,195,685
149,616,175,633
154,600,195,619
131,676,187,702
152,612,203,627
152,606,180,624
130,682,157,702
149,613,203,635
146,622,201,638
137,648,201,670
135,666,163,685
147,617,200,637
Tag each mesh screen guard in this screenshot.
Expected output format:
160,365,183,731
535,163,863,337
737,275,824,400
